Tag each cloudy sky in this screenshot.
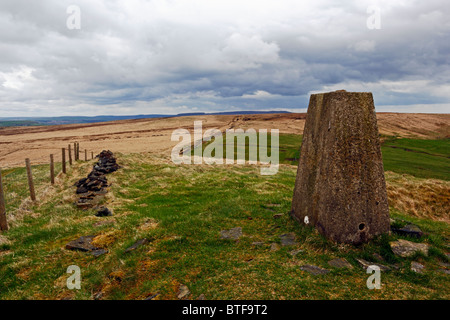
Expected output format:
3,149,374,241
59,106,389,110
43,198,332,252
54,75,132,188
0,0,449,117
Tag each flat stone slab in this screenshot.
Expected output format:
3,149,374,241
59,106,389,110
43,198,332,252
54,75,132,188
289,249,303,257
177,284,190,299
65,235,100,252
390,239,429,257
328,258,353,269
251,241,265,246
220,227,242,240
300,265,330,275
356,258,391,272
124,238,149,253
91,248,108,257
280,233,297,246
411,261,425,273
270,243,280,252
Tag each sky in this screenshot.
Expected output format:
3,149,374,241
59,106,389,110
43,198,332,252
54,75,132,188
0,0,449,117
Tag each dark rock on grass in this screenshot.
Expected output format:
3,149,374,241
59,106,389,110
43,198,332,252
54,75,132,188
124,238,149,253
65,235,100,252
144,293,160,300
328,258,354,269
96,207,113,217
356,258,391,272
91,249,108,257
220,227,242,240
391,224,423,238
279,233,296,246
300,265,330,275
273,214,284,219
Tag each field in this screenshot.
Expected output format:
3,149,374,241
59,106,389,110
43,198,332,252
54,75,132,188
0,113,449,300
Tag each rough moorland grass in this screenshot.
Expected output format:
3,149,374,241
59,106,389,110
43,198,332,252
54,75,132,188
0,153,448,300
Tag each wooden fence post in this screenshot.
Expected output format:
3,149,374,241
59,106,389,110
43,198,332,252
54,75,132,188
25,158,36,202
50,154,55,185
76,143,79,161
0,168,8,231
68,144,73,166
91,152,94,160
73,143,77,161
85,149,87,161
62,148,66,174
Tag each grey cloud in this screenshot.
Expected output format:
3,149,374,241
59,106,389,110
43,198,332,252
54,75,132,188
0,0,449,117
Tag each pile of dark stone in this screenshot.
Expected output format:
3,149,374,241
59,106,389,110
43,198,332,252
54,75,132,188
75,150,120,209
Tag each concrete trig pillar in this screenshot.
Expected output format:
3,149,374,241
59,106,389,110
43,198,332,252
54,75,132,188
291,90,390,244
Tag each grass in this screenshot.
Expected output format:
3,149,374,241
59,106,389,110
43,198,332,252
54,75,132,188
381,137,450,180
0,149,448,300
193,132,303,166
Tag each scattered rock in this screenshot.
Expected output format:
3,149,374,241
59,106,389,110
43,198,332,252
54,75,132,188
91,249,108,257
144,293,160,300
93,292,103,300
65,235,100,252
390,239,429,258
197,294,206,300
220,227,242,240
328,258,353,269
270,243,280,252
289,249,303,257
391,224,423,238
279,233,296,246
356,258,391,272
273,214,284,219
177,284,190,299
410,261,425,273
300,264,330,275
252,241,265,246
124,239,149,253
96,207,113,217
266,204,281,208
439,269,450,275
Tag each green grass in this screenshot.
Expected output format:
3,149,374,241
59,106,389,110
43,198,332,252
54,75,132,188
0,152,448,300
196,133,449,180
381,137,450,180
193,132,303,165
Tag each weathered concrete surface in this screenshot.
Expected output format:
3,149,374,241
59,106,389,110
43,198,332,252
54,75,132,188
291,90,390,244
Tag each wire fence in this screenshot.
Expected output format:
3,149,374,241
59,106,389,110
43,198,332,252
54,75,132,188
0,142,96,231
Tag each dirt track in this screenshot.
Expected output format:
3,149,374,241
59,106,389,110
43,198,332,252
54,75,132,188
0,113,449,168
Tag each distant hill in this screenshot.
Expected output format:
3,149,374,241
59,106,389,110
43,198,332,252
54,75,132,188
0,111,290,127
